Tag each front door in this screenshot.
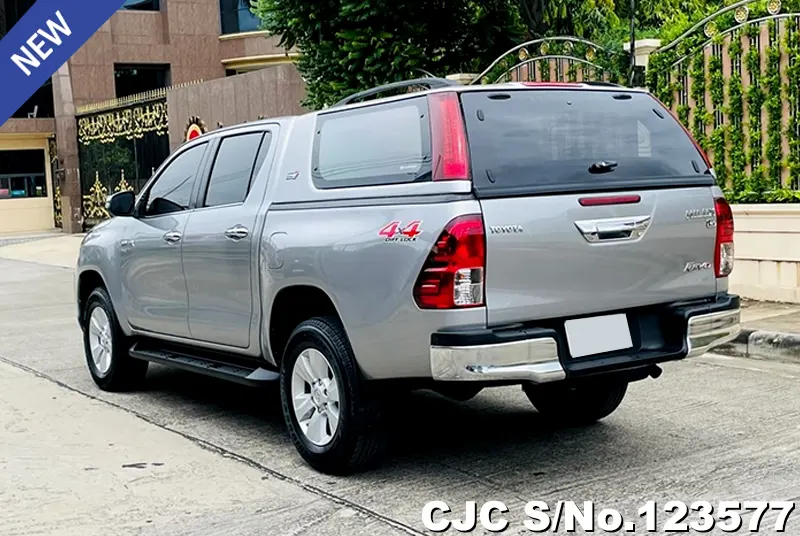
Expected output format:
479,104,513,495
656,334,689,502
121,141,209,338
181,130,272,348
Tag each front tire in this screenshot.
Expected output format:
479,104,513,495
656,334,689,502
280,317,388,475
523,381,628,426
82,287,148,391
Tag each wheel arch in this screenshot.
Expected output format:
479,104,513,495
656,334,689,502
267,284,345,366
77,269,110,329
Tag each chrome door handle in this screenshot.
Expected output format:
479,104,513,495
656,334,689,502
162,231,182,243
574,216,652,243
224,225,249,240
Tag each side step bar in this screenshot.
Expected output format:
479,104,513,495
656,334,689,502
129,342,279,387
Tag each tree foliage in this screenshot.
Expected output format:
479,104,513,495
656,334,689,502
515,0,617,38
253,0,728,110
254,0,525,109
514,0,723,43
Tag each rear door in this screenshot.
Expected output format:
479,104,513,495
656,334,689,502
459,88,719,326
182,129,273,348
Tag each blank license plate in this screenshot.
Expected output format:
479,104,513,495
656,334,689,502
564,314,632,358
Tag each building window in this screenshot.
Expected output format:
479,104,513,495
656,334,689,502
114,64,171,98
120,0,159,10
225,66,269,77
0,0,36,38
12,79,54,118
0,150,47,199
2,1,55,118
220,0,261,35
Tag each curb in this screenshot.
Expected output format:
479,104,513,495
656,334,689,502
714,328,800,365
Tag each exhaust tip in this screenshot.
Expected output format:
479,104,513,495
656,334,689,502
648,365,663,379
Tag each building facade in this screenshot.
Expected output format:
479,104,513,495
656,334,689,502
0,0,301,234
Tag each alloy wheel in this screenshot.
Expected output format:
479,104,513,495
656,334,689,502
88,307,113,376
290,348,341,446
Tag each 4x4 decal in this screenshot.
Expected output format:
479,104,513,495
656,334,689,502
379,220,422,242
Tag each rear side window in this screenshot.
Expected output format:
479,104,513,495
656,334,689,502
204,132,267,207
459,90,713,196
312,97,431,188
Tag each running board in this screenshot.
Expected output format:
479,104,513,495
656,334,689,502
129,343,279,387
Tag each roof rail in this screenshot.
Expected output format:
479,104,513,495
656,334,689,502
581,81,624,87
331,77,460,107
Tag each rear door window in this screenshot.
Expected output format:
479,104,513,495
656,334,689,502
312,97,431,188
459,89,713,196
204,132,268,207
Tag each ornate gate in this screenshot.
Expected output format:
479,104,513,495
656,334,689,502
470,36,632,86
646,0,800,199
76,92,170,228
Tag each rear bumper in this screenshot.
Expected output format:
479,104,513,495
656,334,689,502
430,294,741,384
430,337,567,383
685,307,741,357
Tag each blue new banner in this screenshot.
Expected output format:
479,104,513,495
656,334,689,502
0,0,126,125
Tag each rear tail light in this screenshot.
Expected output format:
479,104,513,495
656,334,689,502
413,214,485,309
714,197,734,277
428,92,470,181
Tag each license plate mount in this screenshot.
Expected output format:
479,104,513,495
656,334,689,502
564,313,633,358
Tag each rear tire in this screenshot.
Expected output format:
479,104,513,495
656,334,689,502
523,381,628,426
82,287,148,392
280,316,388,475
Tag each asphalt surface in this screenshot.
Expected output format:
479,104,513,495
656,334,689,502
1,256,799,535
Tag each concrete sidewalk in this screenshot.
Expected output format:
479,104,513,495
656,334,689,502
0,233,83,268
1,234,798,364
0,358,380,536
0,230,66,248
720,299,800,365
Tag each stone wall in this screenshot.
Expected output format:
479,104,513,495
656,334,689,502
730,205,800,303
166,64,307,151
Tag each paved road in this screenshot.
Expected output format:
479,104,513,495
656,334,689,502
1,257,798,535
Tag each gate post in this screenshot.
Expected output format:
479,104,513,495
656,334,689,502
52,64,83,233
623,39,662,70
624,39,661,87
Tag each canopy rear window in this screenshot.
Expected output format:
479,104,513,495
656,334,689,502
459,89,713,196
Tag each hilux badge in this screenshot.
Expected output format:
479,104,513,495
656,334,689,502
686,208,714,220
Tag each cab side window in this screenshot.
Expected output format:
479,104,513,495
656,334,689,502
144,143,207,216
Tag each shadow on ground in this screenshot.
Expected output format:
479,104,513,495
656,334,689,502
138,365,619,474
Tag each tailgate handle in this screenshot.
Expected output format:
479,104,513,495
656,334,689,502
574,216,652,243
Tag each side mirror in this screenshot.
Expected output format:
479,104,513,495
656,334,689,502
106,190,135,217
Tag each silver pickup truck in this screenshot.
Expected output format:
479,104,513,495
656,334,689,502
76,78,741,475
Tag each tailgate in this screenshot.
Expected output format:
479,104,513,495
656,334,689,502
479,188,717,325
459,87,719,326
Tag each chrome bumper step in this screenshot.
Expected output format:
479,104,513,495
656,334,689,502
430,304,742,384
